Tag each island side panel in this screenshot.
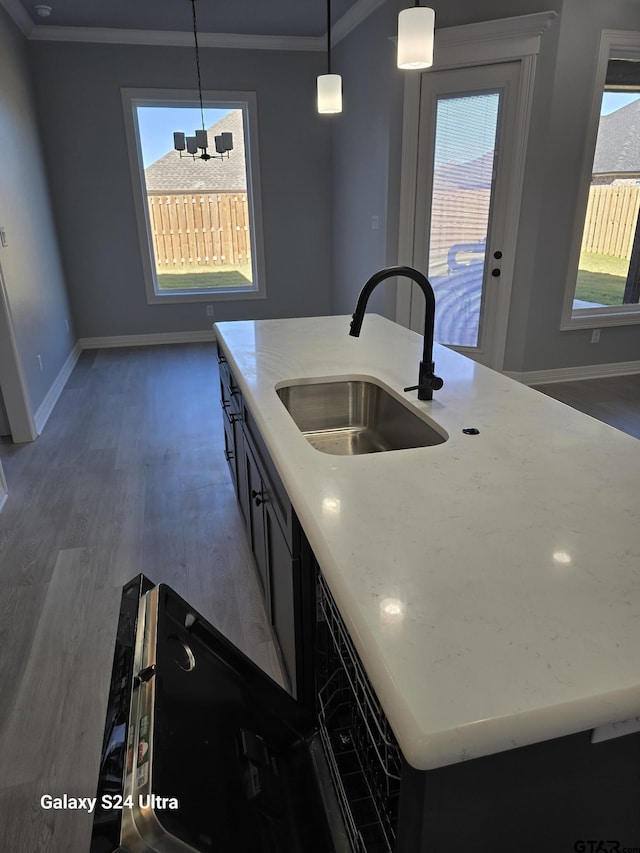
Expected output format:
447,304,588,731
397,730,640,852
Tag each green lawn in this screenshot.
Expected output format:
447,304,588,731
575,252,629,305
157,264,252,292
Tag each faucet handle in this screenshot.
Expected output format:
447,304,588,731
403,376,443,394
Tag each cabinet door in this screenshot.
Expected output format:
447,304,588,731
245,441,270,611
267,504,298,696
222,413,237,491
233,414,249,526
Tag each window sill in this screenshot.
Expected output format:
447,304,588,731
145,288,267,305
560,305,640,331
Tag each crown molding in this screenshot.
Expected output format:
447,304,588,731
26,24,324,50
437,10,557,50
0,0,387,50
0,0,388,49
0,0,34,36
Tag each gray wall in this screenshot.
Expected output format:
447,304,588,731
29,41,333,338
331,0,403,320
511,0,640,372
331,0,640,374
0,6,75,416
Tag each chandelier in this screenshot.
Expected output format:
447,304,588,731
173,0,233,161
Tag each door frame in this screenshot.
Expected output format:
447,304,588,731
0,259,37,444
396,11,556,371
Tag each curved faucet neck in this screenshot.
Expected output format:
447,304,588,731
350,265,435,359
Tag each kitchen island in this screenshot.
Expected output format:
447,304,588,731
214,314,640,849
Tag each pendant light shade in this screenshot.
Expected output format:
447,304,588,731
397,5,435,70
317,73,342,114
317,0,342,114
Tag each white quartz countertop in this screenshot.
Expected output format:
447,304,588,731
214,314,640,771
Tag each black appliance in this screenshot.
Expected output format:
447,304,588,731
90,575,353,853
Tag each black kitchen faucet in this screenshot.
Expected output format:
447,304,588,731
349,265,444,401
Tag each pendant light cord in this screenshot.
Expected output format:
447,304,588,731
191,0,206,132
326,0,331,74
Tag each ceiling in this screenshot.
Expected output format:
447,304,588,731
11,0,361,38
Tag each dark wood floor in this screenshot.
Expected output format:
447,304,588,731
0,344,282,852
532,372,640,440
0,346,637,852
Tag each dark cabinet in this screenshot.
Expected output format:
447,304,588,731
218,350,248,524
216,343,313,704
268,518,298,699
244,436,270,608
243,434,298,690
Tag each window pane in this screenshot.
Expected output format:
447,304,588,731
427,93,500,348
573,83,640,311
136,105,254,295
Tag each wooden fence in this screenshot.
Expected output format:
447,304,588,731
581,184,640,259
429,188,491,271
147,192,251,269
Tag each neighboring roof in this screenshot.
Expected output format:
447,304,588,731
144,110,247,193
593,98,640,175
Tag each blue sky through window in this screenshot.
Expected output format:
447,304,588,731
601,92,640,115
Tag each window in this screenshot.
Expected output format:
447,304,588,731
122,89,266,304
562,34,640,328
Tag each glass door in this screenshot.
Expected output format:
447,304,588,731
411,62,521,367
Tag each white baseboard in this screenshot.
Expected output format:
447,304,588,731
505,359,640,386
33,342,82,435
78,330,216,349
0,460,7,512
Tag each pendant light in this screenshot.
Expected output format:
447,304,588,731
317,0,342,114
397,2,435,70
173,0,233,161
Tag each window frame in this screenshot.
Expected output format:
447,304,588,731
561,30,640,330
122,87,267,305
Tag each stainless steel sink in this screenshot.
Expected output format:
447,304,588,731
276,378,448,455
